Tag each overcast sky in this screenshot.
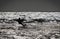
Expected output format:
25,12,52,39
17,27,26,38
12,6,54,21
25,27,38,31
0,0,60,11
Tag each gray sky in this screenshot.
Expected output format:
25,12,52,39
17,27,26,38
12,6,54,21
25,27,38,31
0,0,60,11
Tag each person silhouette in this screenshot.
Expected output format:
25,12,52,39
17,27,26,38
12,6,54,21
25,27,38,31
13,17,26,28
